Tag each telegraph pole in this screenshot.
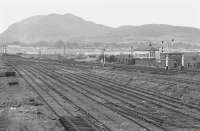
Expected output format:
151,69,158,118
63,44,66,56
5,45,7,55
102,48,106,67
171,39,175,52
39,48,41,58
161,41,164,53
131,46,133,58
2,45,7,55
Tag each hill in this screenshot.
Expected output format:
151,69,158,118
109,24,200,42
0,13,113,43
0,13,200,47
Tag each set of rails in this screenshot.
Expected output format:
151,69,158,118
59,60,200,87
9,59,111,131
43,62,200,111
3,55,200,131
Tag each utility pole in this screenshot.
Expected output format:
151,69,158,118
0,45,2,54
46,48,48,56
167,41,169,53
63,44,66,56
171,39,175,52
103,48,106,67
39,48,41,58
161,41,164,53
162,39,175,70
166,54,169,70
149,42,151,58
171,39,174,45
131,46,133,58
4,45,6,54
3,45,7,55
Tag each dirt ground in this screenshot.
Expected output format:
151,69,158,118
0,64,64,131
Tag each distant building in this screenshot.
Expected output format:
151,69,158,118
103,45,161,67
134,46,160,59
184,52,200,69
160,52,184,69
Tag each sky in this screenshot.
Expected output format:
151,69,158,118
0,0,199,33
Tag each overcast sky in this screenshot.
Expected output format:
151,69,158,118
0,0,199,33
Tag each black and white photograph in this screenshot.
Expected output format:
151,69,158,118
0,0,200,131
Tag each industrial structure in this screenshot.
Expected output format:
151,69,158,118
100,40,188,70
160,52,184,70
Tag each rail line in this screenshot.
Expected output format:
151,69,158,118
25,63,160,131
12,64,111,131
25,61,198,129
9,59,166,131
35,62,200,129
63,63,200,108
5,56,200,131
48,63,200,113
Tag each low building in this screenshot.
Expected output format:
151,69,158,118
160,52,184,69
134,46,160,59
184,52,200,69
102,45,161,67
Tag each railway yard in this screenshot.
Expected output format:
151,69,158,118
0,55,200,131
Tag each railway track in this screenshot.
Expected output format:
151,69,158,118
53,67,200,119
12,64,112,131
5,56,200,107
24,63,161,131
5,56,200,131
49,63,200,112
9,60,159,131
70,64,200,104
23,63,200,129
83,71,200,110
8,58,168,131
13,56,200,86
58,58,200,85
34,63,200,129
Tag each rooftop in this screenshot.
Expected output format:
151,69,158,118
135,46,159,51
